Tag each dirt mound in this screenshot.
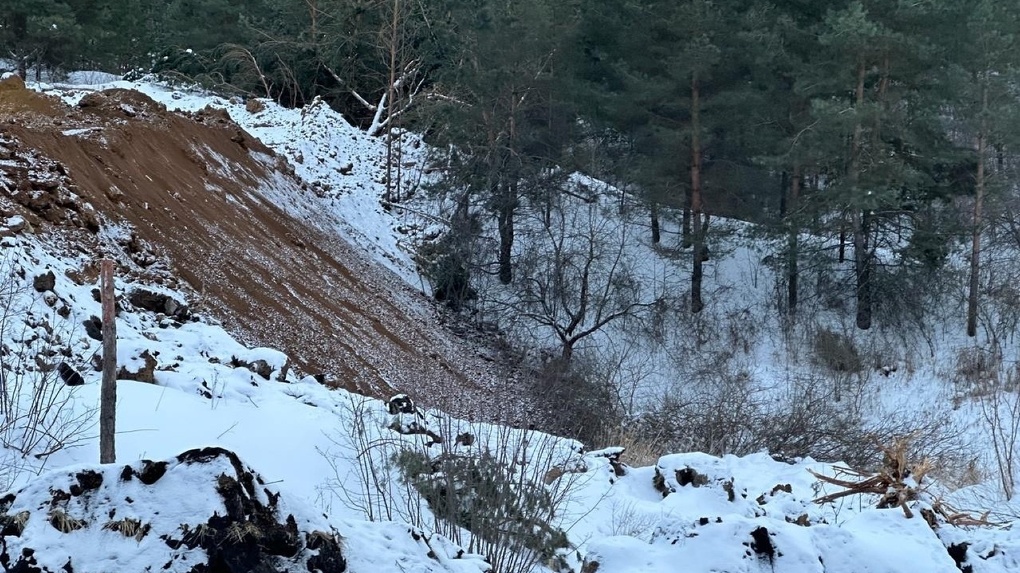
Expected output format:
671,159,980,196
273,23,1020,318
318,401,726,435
0,87,533,422
0,76,66,124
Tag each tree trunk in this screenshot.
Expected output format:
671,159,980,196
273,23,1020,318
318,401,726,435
384,0,400,203
838,226,846,262
690,72,705,314
852,211,872,330
787,165,801,315
497,183,515,284
779,170,789,218
850,61,871,330
968,85,988,337
650,202,661,244
561,339,574,362
100,260,117,464
682,192,692,249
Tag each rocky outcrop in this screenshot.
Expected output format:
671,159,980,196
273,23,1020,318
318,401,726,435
127,287,190,321
32,271,54,293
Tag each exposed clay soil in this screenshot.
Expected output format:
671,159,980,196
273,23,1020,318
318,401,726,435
0,76,535,423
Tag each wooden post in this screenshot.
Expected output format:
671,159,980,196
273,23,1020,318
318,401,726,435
100,259,117,464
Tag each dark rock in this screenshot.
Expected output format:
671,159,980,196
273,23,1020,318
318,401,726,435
387,394,417,415
749,526,775,563
652,468,670,497
57,362,84,387
676,467,709,488
306,531,346,573
32,271,55,292
947,542,973,573
116,350,158,383
722,480,736,502
247,359,273,380
6,217,29,234
74,471,103,493
49,490,71,507
82,316,103,341
275,360,290,382
5,547,42,573
137,460,168,485
127,288,189,320
76,92,105,109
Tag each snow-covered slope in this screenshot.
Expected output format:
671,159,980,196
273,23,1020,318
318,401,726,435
0,447,487,573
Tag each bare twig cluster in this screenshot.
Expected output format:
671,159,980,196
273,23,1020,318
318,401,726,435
810,437,993,528
809,439,928,519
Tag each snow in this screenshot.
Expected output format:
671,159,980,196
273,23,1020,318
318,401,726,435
2,75,1016,572
42,79,431,288
63,71,122,85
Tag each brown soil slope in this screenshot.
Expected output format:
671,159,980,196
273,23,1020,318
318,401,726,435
0,78,527,421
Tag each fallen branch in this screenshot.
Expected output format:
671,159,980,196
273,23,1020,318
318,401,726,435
808,437,992,527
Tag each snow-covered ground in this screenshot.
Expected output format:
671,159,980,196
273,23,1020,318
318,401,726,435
0,75,1015,572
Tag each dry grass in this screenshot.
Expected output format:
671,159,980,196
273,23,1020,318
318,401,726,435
0,511,31,536
103,518,150,541
181,523,215,546
48,509,86,533
597,427,664,469
226,521,263,543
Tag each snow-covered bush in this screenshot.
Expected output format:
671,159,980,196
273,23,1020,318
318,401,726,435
395,447,571,572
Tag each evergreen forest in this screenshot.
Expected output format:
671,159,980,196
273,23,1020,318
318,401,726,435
4,0,1020,338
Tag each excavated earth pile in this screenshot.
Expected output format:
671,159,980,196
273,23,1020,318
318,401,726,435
0,76,529,421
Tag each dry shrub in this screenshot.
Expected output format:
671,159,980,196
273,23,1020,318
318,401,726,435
395,448,570,571
977,370,1020,500
0,256,95,490
952,346,1002,390
813,328,862,373
635,357,972,474
527,358,624,446
592,426,664,469
391,420,581,573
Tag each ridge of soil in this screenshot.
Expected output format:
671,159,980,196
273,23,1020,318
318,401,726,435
0,77,534,423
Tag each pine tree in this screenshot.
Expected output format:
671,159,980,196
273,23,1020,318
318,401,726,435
814,0,955,329
576,0,751,313
0,0,81,78
428,0,575,286
945,0,1020,337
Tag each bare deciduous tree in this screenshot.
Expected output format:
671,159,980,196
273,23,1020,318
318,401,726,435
492,191,659,361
